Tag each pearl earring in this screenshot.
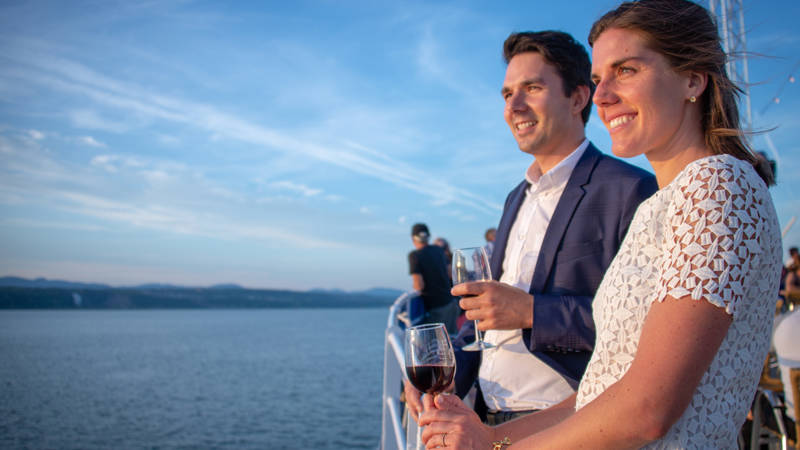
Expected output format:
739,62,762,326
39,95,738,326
689,96,697,103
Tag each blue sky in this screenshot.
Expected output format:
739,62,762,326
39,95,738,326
0,0,798,291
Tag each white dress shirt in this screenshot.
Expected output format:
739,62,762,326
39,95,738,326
479,139,588,412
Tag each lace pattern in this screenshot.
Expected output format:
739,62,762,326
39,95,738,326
574,155,782,449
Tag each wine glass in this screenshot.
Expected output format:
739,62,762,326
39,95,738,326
452,246,495,351
405,323,456,450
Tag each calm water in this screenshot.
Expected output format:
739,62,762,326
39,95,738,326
0,308,388,449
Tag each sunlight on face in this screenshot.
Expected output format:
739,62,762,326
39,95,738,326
502,52,583,163
590,28,694,161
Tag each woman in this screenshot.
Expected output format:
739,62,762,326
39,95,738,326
418,0,782,448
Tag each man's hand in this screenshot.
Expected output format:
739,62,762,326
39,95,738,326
453,281,533,330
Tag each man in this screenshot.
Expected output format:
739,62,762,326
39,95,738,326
408,223,458,333
405,31,657,425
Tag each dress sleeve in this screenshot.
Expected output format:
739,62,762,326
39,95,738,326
656,161,764,316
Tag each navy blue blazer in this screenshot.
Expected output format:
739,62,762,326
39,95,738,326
454,143,657,398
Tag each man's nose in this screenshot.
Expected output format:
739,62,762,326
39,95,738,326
506,91,528,112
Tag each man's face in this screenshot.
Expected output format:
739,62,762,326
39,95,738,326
502,52,577,158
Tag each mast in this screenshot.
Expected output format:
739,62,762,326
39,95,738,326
708,0,753,132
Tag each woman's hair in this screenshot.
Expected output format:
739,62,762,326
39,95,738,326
588,0,774,185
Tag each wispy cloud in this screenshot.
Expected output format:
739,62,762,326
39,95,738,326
77,135,106,148
68,109,132,133
269,180,323,197
0,39,503,215
0,217,109,232
90,154,143,172
0,134,346,249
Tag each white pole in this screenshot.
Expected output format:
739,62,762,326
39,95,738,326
782,216,796,238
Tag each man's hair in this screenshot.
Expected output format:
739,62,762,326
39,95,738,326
411,223,430,243
503,30,594,124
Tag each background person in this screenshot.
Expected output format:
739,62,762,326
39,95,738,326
482,228,496,263
434,237,454,282
408,223,458,334
783,248,800,308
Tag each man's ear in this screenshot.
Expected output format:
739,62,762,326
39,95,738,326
571,84,591,117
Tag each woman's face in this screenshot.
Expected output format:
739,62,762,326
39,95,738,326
591,28,695,160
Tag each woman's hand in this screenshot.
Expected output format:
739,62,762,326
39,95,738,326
404,380,424,421
418,393,494,449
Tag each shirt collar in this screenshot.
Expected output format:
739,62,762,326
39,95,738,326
525,139,589,191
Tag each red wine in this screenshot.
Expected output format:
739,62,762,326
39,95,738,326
406,364,455,394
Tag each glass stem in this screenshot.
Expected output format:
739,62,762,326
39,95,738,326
473,319,483,344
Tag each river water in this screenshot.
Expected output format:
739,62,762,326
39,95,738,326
0,308,387,449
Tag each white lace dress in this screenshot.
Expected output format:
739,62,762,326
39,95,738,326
574,155,782,448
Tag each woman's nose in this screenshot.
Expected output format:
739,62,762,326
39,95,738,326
593,78,616,107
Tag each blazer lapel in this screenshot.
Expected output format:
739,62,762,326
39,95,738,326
529,144,601,293
491,181,528,281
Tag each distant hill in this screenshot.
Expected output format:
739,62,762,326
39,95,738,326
0,277,402,309
359,287,405,299
308,287,404,299
0,276,111,290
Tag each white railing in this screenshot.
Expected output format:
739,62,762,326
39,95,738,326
380,292,419,450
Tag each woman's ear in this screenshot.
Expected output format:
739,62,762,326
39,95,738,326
686,70,708,100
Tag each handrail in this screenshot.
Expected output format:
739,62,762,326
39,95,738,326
380,292,415,450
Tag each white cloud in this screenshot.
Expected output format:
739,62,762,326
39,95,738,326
68,109,130,132
0,217,108,232
89,154,145,172
269,180,322,197
325,194,343,203
29,129,45,140
90,154,118,172
140,169,171,183
78,135,106,148
157,134,180,146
